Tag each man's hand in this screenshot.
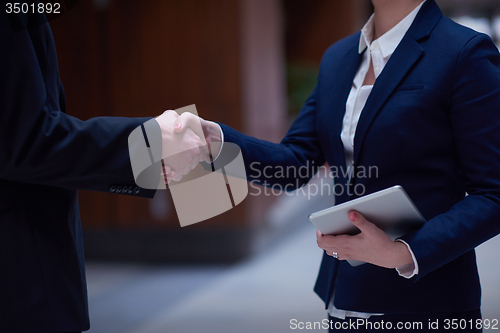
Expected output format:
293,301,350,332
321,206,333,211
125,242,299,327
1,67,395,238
316,211,413,268
173,112,223,164
155,110,208,182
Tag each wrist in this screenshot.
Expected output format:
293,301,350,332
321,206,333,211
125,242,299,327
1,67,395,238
389,241,413,268
207,121,223,159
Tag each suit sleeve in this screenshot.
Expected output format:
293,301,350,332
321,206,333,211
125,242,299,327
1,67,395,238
220,85,326,190
0,14,155,198
400,34,500,280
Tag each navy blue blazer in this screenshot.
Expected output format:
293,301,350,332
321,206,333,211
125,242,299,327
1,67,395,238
221,0,500,313
0,10,155,332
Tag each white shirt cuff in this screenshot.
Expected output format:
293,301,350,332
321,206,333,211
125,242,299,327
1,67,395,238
395,239,419,278
212,124,224,161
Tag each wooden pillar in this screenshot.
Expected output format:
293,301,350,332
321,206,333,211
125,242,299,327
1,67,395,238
239,0,287,224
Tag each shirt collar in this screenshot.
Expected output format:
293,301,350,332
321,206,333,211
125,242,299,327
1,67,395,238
358,1,426,58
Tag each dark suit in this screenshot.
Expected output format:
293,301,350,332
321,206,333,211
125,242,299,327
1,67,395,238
220,0,500,315
0,9,155,333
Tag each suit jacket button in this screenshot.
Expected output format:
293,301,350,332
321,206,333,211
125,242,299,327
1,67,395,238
116,186,123,193
109,185,116,193
127,186,133,194
133,187,140,194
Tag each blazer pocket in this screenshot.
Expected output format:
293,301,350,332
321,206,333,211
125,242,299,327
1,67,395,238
395,83,424,92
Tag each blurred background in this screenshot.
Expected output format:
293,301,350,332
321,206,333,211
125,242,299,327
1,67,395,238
48,0,500,332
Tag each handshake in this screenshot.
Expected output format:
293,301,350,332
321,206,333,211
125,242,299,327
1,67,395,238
129,104,247,226
154,108,223,184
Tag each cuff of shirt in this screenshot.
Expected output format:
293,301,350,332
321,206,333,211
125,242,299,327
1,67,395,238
395,239,419,279
212,124,224,161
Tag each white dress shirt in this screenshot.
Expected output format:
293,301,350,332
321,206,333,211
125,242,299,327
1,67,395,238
329,1,425,319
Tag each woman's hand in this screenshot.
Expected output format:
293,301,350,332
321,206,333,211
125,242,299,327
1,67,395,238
316,211,413,269
173,112,223,162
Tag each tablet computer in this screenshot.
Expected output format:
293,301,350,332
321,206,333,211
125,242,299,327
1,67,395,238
309,185,425,266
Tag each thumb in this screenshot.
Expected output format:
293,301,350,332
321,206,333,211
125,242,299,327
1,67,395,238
173,112,202,135
174,112,207,142
173,115,189,133
348,211,372,232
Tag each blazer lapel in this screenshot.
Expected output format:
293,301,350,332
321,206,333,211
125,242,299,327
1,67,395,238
352,38,423,166
352,0,442,171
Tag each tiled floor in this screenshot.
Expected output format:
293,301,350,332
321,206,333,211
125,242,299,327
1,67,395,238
85,227,500,333
86,223,326,333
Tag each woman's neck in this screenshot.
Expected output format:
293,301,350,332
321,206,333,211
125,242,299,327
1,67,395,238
371,0,424,39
